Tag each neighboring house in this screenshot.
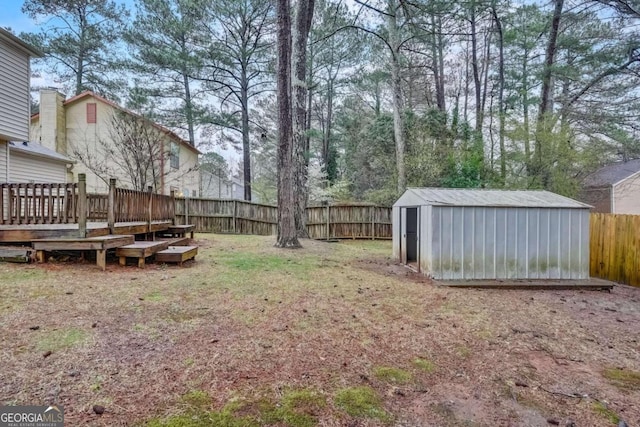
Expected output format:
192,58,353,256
230,176,245,200
200,172,252,201
30,89,201,196
0,28,65,182
581,159,640,214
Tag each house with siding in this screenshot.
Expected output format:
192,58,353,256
581,159,640,214
0,28,74,183
30,90,201,196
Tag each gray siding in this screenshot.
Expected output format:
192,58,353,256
9,151,67,183
0,40,30,141
0,140,7,181
427,206,589,280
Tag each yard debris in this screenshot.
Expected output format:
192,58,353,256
618,421,628,427
547,419,559,425
91,322,97,328
515,381,528,387
42,351,52,358
29,326,40,331
92,405,105,415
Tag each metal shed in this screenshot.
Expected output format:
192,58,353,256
392,188,591,280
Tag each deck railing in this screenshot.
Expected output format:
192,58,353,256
1,175,176,237
1,183,78,224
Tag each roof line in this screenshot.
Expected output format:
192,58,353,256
612,169,640,188
0,28,43,57
32,91,201,155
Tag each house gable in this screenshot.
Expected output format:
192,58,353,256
0,29,41,142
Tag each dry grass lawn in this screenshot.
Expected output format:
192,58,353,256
0,234,639,426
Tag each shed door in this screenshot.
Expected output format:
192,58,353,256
406,207,418,263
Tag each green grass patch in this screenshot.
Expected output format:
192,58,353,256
412,358,436,373
334,386,390,422
145,389,325,427
602,368,640,390
373,366,412,384
267,389,326,427
181,390,210,410
592,401,620,424
144,291,165,302
36,328,88,352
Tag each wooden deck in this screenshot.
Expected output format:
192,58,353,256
0,221,172,243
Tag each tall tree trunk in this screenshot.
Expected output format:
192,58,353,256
533,0,564,187
293,0,315,238
241,68,252,201
387,0,406,194
492,7,506,184
470,1,482,134
431,14,445,112
182,70,196,147
523,53,531,171
275,0,300,248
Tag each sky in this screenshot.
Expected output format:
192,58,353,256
1,0,37,33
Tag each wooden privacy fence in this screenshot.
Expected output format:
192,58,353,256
590,213,640,287
174,197,392,239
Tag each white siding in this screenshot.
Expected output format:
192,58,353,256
613,173,640,214
9,151,67,183
0,40,30,141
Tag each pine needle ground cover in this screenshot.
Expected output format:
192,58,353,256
0,235,639,426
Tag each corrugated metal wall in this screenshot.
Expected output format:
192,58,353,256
0,40,30,141
426,206,590,280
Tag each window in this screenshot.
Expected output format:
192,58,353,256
170,142,180,169
86,103,97,123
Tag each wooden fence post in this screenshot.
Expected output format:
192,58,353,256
371,206,375,240
147,185,153,238
233,200,237,234
326,204,330,241
78,174,87,238
107,178,116,234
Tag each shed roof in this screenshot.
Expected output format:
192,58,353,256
582,159,640,188
9,141,75,163
394,188,590,209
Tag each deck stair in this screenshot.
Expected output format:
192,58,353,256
116,240,170,268
157,224,195,239
157,236,191,246
32,235,134,270
155,245,198,266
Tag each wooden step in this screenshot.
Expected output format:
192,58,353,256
155,245,198,266
161,224,195,238
157,236,190,246
32,235,135,270
116,240,170,268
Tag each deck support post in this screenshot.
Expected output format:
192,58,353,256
108,178,116,234
78,174,87,238
170,190,176,225
96,249,106,271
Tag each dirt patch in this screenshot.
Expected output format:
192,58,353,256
0,235,639,426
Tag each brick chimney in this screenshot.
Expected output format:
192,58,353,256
38,89,66,154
